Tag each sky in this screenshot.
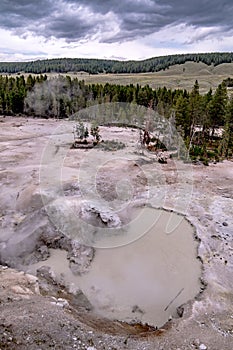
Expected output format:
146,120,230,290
0,0,233,62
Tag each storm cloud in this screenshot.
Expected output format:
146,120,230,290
0,0,233,61
0,0,232,44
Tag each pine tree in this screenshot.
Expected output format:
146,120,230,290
188,80,202,138
91,122,101,143
75,121,85,140
219,97,233,157
175,94,190,139
84,126,89,140
208,82,228,136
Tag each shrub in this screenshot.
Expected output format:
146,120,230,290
97,140,126,151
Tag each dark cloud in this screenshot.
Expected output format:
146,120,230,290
159,0,233,28
0,0,233,44
44,15,94,41
0,0,54,25
76,0,233,43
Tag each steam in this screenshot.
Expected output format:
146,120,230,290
24,76,90,118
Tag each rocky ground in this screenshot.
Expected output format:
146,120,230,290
0,116,232,349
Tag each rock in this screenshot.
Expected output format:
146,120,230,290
67,241,94,275
222,221,228,226
205,214,213,220
199,344,207,350
36,266,57,286
63,182,81,197
10,285,34,296
98,211,121,227
176,306,184,317
52,235,72,251
192,338,200,346
158,157,167,164
132,305,144,314
16,187,45,212
45,198,122,245
37,245,50,261
0,210,59,267
56,298,69,308
80,202,121,228
69,289,93,310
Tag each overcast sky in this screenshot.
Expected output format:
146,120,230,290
0,0,233,61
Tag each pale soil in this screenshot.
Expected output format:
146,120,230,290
0,116,233,349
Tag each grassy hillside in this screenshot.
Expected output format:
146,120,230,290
62,62,233,93
3,61,233,94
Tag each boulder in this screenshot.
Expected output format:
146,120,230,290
67,240,94,275
80,201,121,228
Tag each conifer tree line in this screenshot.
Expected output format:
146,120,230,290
0,74,232,161
1,52,233,74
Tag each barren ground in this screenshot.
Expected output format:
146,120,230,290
0,116,233,350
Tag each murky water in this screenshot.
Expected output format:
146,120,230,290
28,208,201,328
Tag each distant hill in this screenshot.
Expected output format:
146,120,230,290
1,52,233,74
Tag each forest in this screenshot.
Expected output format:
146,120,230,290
1,52,233,74
0,74,232,164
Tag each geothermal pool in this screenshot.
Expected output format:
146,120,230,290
28,207,201,328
